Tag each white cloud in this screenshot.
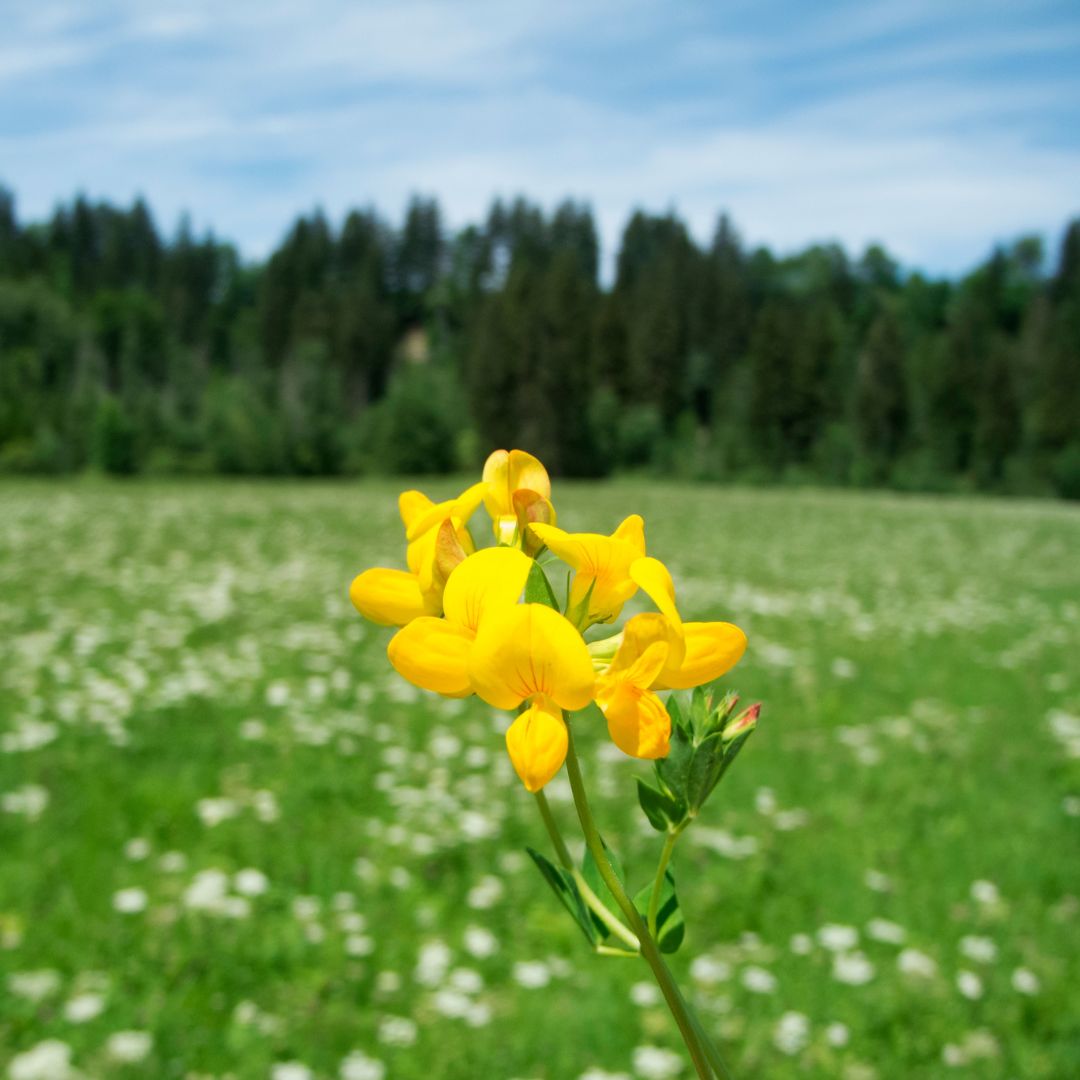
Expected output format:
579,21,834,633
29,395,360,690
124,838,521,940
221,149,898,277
0,0,1077,274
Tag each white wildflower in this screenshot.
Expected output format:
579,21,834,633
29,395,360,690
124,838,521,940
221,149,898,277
464,925,498,958
740,966,777,994
773,1011,810,1055
64,992,105,1023
233,868,269,896
866,918,905,945
818,924,859,952
112,887,148,914
959,935,997,964
106,1030,153,1063
513,961,551,988
632,1044,684,1079
898,949,937,978
832,952,875,986
340,1050,386,1080
376,1015,417,1046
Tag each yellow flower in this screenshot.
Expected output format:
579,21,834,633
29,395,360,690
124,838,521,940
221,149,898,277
528,515,642,624
595,635,672,759
469,604,595,791
350,486,483,626
599,610,747,693
481,449,555,546
387,546,533,696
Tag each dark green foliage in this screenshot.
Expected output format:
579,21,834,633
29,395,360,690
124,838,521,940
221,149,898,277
0,182,1076,493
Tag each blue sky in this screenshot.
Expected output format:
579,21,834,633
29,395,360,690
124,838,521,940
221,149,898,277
2,0,1078,275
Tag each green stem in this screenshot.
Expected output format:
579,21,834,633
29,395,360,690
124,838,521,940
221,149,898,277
534,790,640,952
534,789,573,867
648,830,680,937
562,720,720,1080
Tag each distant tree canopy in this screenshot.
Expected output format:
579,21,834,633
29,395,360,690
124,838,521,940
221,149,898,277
0,183,1077,497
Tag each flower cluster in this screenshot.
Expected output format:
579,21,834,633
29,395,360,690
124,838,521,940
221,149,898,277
350,449,747,792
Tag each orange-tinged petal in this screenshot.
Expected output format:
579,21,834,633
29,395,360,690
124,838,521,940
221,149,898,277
653,621,748,691
629,557,682,630
601,683,671,759
469,603,595,711
350,568,429,626
387,617,475,697
621,613,687,676
505,695,568,792
442,547,532,632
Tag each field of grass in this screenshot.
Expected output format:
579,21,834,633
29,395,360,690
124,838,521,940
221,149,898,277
1,478,1078,1080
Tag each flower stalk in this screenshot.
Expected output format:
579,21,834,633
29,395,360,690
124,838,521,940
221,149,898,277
348,447,758,1079
563,720,728,1080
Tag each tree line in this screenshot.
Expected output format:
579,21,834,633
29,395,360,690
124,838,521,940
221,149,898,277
0,184,1077,496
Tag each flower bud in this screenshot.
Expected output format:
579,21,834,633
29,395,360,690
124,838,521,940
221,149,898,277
722,702,760,743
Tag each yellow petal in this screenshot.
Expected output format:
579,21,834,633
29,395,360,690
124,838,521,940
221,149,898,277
505,695,568,792
482,448,551,525
508,449,551,499
621,613,687,676
398,490,434,531
387,617,475,697
601,684,671,759
469,603,595,711
612,514,645,556
350,568,429,626
481,449,512,518
629,557,682,630
654,621,748,691
607,639,669,690
405,481,486,542
531,523,642,623
442,547,532,632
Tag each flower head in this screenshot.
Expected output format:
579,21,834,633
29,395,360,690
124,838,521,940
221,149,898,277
481,449,554,546
350,485,483,626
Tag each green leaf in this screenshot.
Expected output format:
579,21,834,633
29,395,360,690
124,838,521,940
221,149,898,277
580,838,630,942
634,871,686,954
656,707,693,804
637,777,687,832
526,847,596,946
524,561,558,609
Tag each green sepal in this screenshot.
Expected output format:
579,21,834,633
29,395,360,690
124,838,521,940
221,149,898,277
526,847,596,946
687,731,726,811
689,684,710,738
634,871,685,954
524,561,559,610
564,576,596,629
636,777,688,833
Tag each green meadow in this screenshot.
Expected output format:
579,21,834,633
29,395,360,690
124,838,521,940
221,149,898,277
1,479,1078,1080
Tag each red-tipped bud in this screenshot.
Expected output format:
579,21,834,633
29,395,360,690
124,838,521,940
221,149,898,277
723,702,760,742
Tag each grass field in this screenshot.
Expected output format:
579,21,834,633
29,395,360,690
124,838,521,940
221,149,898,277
1,478,1078,1080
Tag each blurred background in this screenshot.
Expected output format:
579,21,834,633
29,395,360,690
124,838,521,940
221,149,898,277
1,3,1079,1079
0,0,1078,492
